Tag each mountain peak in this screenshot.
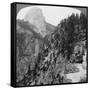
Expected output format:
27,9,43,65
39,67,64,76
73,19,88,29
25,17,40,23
24,7,46,37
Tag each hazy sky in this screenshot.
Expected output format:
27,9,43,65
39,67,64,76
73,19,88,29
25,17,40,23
17,6,81,26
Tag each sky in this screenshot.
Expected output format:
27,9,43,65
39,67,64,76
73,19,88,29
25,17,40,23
17,6,81,26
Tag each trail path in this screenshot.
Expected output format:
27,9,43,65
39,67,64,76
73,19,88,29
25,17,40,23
66,51,87,82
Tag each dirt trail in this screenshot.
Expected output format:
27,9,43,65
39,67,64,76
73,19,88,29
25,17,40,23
66,51,87,82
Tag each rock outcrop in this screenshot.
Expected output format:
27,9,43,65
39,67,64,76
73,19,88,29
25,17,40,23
24,7,47,37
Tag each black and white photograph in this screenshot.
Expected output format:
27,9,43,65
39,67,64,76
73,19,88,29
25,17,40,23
11,2,88,87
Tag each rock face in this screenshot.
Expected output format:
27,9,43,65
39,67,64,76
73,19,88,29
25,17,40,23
24,7,47,37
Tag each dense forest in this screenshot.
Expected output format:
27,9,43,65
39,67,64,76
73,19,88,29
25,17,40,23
16,12,87,86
